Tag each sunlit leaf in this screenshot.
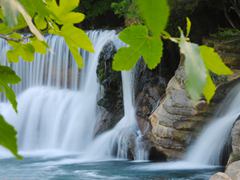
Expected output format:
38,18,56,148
137,0,169,36
31,38,48,54
0,65,21,112
203,73,216,103
61,24,94,52
186,17,191,37
0,115,22,159
200,45,233,75
179,34,207,101
0,0,44,41
34,15,47,30
113,47,140,70
113,25,163,70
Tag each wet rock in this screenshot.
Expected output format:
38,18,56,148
95,41,124,135
134,59,168,136
232,121,240,158
210,172,232,180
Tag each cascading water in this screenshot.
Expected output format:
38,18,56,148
184,83,240,165
82,71,148,161
0,30,120,154
0,30,147,161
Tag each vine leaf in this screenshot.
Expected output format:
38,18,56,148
0,0,44,40
7,42,35,62
200,45,233,75
137,0,170,36
0,115,22,159
47,0,84,24
0,65,21,112
199,45,233,102
203,73,216,103
113,47,140,70
179,34,207,101
58,24,94,68
186,17,191,37
113,25,163,70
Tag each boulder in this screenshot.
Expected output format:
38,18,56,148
229,120,240,164
148,64,209,159
226,161,240,180
210,172,232,180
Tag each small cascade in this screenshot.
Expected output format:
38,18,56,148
185,83,240,165
135,130,149,160
82,71,148,161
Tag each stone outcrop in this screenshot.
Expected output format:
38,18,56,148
95,41,124,135
228,120,240,164
147,64,209,159
210,172,232,180
225,161,240,180
134,59,167,136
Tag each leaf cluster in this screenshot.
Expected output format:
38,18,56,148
113,0,233,103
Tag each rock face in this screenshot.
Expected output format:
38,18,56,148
134,59,167,136
210,172,232,180
226,161,240,180
95,41,124,135
228,120,240,164
147,64,209,159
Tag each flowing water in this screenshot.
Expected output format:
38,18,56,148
0,30,222,179
185,83,240,165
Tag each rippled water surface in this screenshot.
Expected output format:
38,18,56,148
0,155,222,180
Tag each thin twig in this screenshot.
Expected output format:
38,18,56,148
0,34,34,42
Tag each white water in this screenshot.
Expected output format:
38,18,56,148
0,30,146,160
185,83,240,165
82,71,148,161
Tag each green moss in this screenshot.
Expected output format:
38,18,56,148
229,153,240,164
211,28,240,39
111,0,142,25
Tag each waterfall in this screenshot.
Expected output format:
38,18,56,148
0,31,118,153
0,30,147,160
185,83,240,165
81,71,148,161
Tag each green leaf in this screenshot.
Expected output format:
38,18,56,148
114,25,163,70
0,0,18,27
113,47,140,70
0,65,21,112
61,24,94,52
34,15,47,30
141,37,163,69
0,65,21,84
179,35,207,101
0,0,44,41
119,25,148,47
137,0,170,36
60,12,85,24
203,73,216,103
31,38,48,54
68,45,84,68
7,50,19,63
0,81,18,112
0,115,22,159
59,0,79,14
200,45,233,75
186,17,191,37
20,44,35,61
